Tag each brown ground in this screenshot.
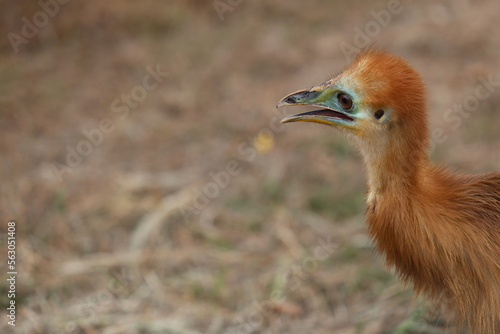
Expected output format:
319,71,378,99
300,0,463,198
1,1,499,333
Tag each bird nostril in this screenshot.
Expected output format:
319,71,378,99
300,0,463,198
285,97,296,103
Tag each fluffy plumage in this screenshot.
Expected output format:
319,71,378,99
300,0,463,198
278,49,500,333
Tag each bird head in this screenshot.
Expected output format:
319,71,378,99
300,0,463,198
277,49,429,160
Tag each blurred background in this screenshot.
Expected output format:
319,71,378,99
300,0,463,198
1,1,499,333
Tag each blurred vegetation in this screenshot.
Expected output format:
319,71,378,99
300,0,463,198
1,0,499,333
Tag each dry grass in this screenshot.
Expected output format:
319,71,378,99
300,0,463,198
1,1,499,333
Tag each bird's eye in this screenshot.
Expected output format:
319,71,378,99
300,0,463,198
338,93,353,110
374,109,385,120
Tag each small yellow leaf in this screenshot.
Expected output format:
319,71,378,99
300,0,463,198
253,130,274,153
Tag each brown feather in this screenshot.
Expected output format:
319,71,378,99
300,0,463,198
280,49,500,332
354,50,500,333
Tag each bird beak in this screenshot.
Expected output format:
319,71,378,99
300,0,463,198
276,85,357,130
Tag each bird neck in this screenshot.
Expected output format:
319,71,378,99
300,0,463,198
361,138,430,204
